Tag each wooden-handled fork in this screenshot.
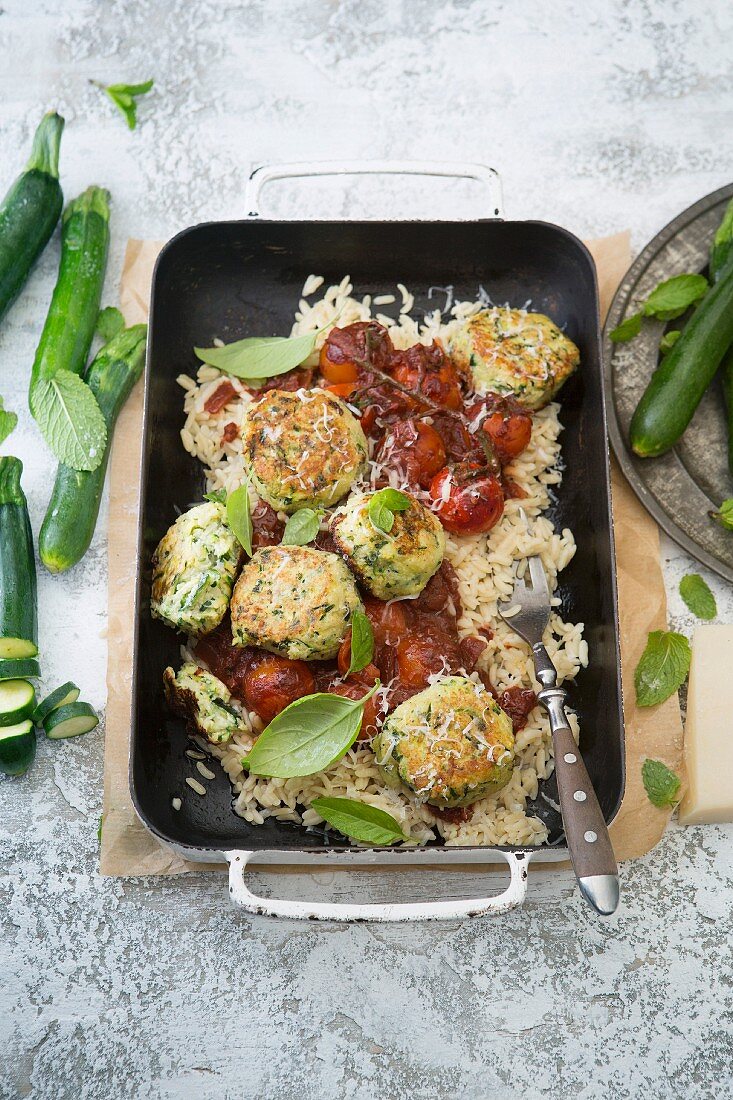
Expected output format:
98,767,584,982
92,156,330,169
498,546,620,916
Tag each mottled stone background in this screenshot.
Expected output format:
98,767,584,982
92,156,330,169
1,1,732,1097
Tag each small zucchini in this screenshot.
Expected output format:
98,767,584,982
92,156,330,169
43,700,99,740
29,185,111,405
32,681,80,725
0,680,36,727
630,253,733,457
0,658,41,681
0,457,38,660
0,112,64,325
0,720,36,776
39,324,147,573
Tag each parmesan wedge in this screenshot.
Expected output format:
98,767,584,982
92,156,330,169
678,626,733,825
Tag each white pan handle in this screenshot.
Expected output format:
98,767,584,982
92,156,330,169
226,849,530,921
245,160,503,220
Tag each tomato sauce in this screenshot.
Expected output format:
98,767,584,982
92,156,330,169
198,322,536,741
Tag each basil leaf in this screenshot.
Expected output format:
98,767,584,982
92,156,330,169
659,329,681,355
282,507,320,546
0,398,17,446
204,488,228,504
30,369,107,472
94,78,154,130
711,197,733,281
634,630,691,707
96,306,125,342
226,484,252,556
642,274,708,321
243,684,379,778
679,574,717,620
346,608,374,676
641,759,681,809
609,312,643,343
310,797,410,845
710,499,733,531
194,331,317,380
367,487,411,534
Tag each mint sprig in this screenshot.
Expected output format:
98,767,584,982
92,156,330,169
679,574,717,620
641,759,681,809
92,78,154,130
634,630,691,707
30,370,106,471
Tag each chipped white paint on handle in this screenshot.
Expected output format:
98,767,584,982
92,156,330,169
227,849,530,920
245,160,504,219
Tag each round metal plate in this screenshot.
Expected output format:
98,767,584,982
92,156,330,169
604,182,733,582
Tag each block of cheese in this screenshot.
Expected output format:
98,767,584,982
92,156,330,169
678,625,733,825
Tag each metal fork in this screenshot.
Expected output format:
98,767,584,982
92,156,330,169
498,541,620,916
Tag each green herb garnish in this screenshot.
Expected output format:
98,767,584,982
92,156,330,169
226,484,252,556
642,274,709,320
368,487,411,534
243,684,379,778
311,796,411,845
634,630,691,707
96,306,125,342
609,313,643,344
679,574,717,620
194,330,318,381
641,759,681,809
346,608,374,676
282,507,321,546
30,370,106,471
710,499,733,531
659,329,681,355
0,398,18,445
92,78,154,130
204,488,228,505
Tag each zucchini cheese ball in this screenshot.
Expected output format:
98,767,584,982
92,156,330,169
164,663,241,744
450,307,580,410
372,677,515,808
151,502,241,636
241,388,368,513
230,545,363,660
330,491,445,600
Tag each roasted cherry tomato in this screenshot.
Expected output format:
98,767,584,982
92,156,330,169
429,463,505,535
390,342,463,411
243,654,315,723
328,663,381,741
361,596,407,649
395,633,457,693
374,419,447,489
319,321,394,384
324,381,358,398
464,394,532,464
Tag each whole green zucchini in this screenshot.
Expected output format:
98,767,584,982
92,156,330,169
39,324,147,573
29,185,110,408
630,253,733,457
0,457,38,659
0,112,64,324
721,347,733,477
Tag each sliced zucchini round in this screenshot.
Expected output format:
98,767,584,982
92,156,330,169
43,700,99,740
0,679,36,727
0,658,40,681
32,681,80,725
0,637,38,660
0,719,36,776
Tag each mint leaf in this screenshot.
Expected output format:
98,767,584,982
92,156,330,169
679,574,717,620
368,487,411,534
659,329,681,355
226,484,252,556
609,312,643,343
96,306,125,342
204,489,227,505
711,197,733,281
642,274,708,321
634,630,691,707
93,78,154,130
31,370,106,471
710,499,733,531
641,759,681,809
346,608,374,676
0,398,18,445
310,796,410,845
282,507,321,546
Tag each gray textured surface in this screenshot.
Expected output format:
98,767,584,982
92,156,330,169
1,1,733,1097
